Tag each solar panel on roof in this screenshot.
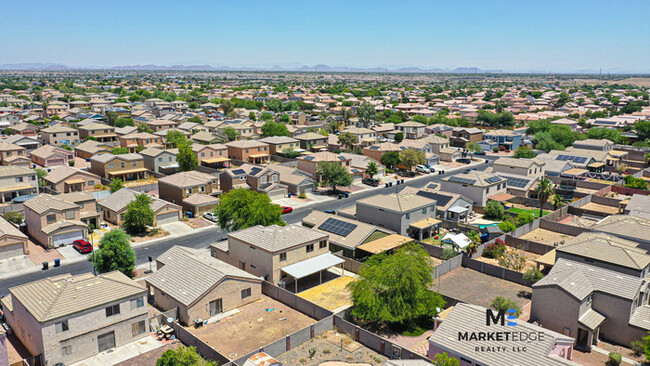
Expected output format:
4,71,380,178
318,217,357,237
303,156,314,161
231,169,246,175
369,146,379,150
505,176,530,188
416,191,452,207
485,176,502,184
449,176,477,185
337,156,347,161
249,167,263,175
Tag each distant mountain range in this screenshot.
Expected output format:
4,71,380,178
0,62,505,74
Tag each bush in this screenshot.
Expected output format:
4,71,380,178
624,175,648,190
484,200,505,220
442,247,458,260
630,340,644,357
483,238,506,259
607,352,622,366
498,220,517,233
516,212,535,226
2,212,24,225
490,296,521,317
523,267,544,284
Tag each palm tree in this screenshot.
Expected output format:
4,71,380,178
465,231,481,257
551,194,564,211
535,178,554,218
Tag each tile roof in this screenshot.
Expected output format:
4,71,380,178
98,188,179,213
0,216,27,239
23,194,78,215
494,157,545,169
91,153,143,163
158,171,217,188
358,192,435,213
229,224,327,253
43,166,98,184
146,246,259,307
556,232,650,270
592,214,650,243
9,271,145,323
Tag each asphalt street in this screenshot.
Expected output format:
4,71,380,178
0,158,494,296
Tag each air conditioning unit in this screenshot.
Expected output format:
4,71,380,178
278,280,286,289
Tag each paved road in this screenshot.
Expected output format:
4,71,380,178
0,159,494,296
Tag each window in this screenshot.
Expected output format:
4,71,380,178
306,244,314,253
201,152,205,157
241,288,252,299
88,180,94,186
79,203,84,208
319,240,327,249
133,162,137,167
130,297,144,310
55,320,69,333
109,164,114,169
260,176,267,184
405,213,410,220
105,304,120,317
121,162,125,168
65,210,74,220
279,252,287,261
131,320,146,336
31,175,36,181
61,345,72,356
169,157,172,162
272,175,278,182
422,208,426,214
15,177,23,183
47,214,56,223
158,157,163,162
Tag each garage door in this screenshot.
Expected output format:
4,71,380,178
156,212,179,225
298,184,314,194
53,231,83,247
0,243,24,260
268,189,286,201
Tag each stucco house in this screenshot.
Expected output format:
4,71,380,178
440,171,507,206
23,194,88,248
97,188,181,226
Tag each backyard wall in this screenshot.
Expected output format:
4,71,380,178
262,281,333,321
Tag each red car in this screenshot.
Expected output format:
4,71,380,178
281,206,293,214
73,239,93,254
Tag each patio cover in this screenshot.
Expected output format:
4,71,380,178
441,233,471,249
281,253,344,279
448,206,469,214
64,179,85,184
562,168,588,176
488,193,515,202
535,249,556,268
356,234,412,255
410,217,441,229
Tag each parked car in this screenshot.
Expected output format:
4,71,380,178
457,158,472,164
362,177,380,187
415,165,430,174
324,210,336,214
73,239,93,254
281,206,293,214
474,151,486,156
203,212,217,222
424,164,436,173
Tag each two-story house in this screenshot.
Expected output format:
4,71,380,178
294,132,329,152
5,135,43,154
0,216,29,260
0,166,39,203
395,121,426,139
8,122,40,137
43,166,101,193
483,129,522,151
211,224,340,292
98,188,181,226
341,127,377,146
30,145,74,168
78,123,117,143
258,136,301,155
1,271,148,366
59,192,100,228
440,171,507,207
296,152,351,180
145,119,179,132
450,127,482,148
219,164,287,200
89,153,148,181
419,135,450,154
23,194,88,248
39,126,80,145
225,140,270,164
362,142,402,163
158,171,221,215
492,157,546,197
139,147,178,175
0,142,31,167
74,140,113,159
118,132,164,153
192,144,230,169
399,139,440,165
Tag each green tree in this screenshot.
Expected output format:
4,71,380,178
643,332,650,362
111,147,129,155
337,132,358,151
2,212,24,225
394,132,404,143
114,118,134,128
105,111,118,126
635,120,650,141
166,130,187,148
465,141,482,154
523,267,544,285
280,148,300,159
535,178,554,218
156,345,217,366
357,102,376,128
484,200,505,220
137,123,154,133
366,161,379,178
89,229,136,277
34,168,48,189
222,126,239,141
498,220,517,233
261,121,290,137
178,141,199,171
317,161,353,194
214,189,285,231
551,194,564,210
348,243,445,324
109,178,124,193
380,151,400,169
490,296,522,317
122,193,154,235
248,111,257,121
399,148,426,171
513,146,536,159
220,100,234,116
517,212,535,226
433,353,459,366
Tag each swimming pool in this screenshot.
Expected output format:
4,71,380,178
477,223,499,229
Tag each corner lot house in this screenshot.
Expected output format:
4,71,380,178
0,166,39,203
146,246,261,325
212,224,340,292
1,271,148,366
441,171,507,206
43,166,100,193
158,171,220,215
98,188,181,226
0,216,29,259
23,194,88,248
482,129,522,151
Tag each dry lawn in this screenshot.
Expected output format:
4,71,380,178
518,228,575,245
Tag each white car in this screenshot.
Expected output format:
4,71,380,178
203,212,217,222
415,165,430,174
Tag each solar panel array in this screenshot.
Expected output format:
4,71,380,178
555,154,589,164
505,176,530,188
484,176,503,184
231,169,246,175
448,176,477,185
318,217,358,237
249,167,263,176
303,156,314,161
417,191,452,207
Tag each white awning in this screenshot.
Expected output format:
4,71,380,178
441,233,471,249
281,253,344,279
448,206,469,214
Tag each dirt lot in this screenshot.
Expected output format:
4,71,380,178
435,267,531,308
299,276,354,311
518,228,575,245
579,202,621,215
275,329,386,366
475,248,540,273
188,296,315,359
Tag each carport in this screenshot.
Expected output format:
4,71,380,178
281,252,344,293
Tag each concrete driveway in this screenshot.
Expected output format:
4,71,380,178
160,221,194,236
0,255,34,279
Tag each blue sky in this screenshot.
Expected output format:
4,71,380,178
2,0,649,72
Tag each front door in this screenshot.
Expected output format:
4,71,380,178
98,331,116,352
239,261,246,271
576,328,589,350
209,298,223,317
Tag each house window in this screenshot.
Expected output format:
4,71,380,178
106,304,120,317
55,320,69,333
260,176,267,184
422,208,426,214
65,210,75,220
279,252,287,261
306,244,314,253
241,288,252,299
79,203,84,208
131,320,146,336
158,157,163,162
319,240,327,249
272,175,278,182
130,297,144,310
15,177,23,183
47,214,56,223
133,162,137,167
109,164,114,168
61,345,72,356
88,180,94,186
169,157,172,162
121,162,125,168
405,213,410,220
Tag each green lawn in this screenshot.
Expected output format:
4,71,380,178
506,207,549,218
391,315,436,337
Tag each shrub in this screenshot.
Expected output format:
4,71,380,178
490,296,521,317
483,238,506,258
630,340,644,357
607,352,622,366
68,160,75,166
624,175,648,190
484,200,505,220
498,220,517,233
2,212,24,225
308,348,316,359
523,267,544,284
516,212,535,226
322,349,331,355
498,246,526,271
442,247,458,260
